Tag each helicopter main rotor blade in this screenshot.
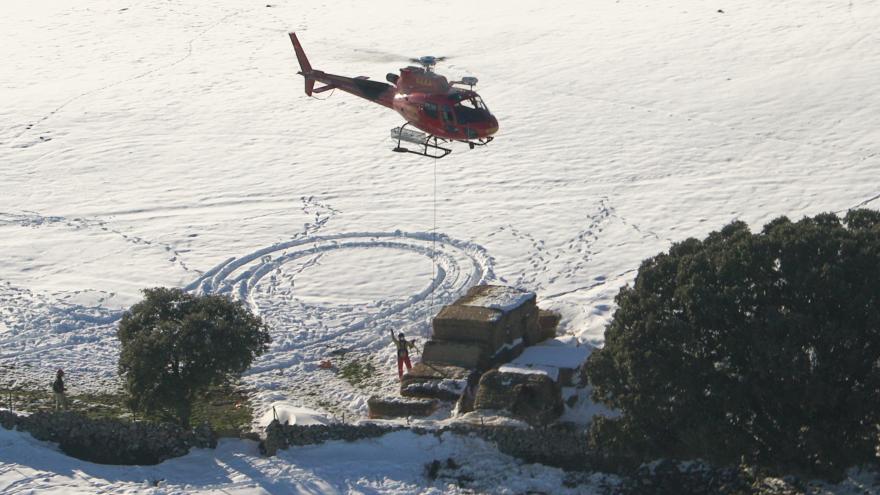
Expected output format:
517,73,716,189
408,56,448,63
351,48,415,63
348,46,454,70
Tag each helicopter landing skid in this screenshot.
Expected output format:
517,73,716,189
391,124,452,159
460,136,494,149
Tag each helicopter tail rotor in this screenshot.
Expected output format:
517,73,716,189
289,32,316,95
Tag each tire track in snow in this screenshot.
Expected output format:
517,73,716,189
187,231,495,375
838,192,880,212
0,196,338,394
8,7,246,148
186,230,494,415
0,211,192,272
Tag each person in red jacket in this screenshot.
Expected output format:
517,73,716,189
390,330,416,379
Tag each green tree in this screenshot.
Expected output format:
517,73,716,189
117,288,271,428
585,210,880,478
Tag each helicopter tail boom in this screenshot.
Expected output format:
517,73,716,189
288,33,395,107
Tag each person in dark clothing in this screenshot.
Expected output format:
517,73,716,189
465,369,481,397
52,369,68,411
390,330,416,379
455,369,482,415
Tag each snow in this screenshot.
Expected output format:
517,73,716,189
462,286,535,313
491,338,523,358
401,378,467,402
255,402,331,429
510,336,593,371
436,378,466,396
498,363,559,381
560,386,620,426
2,0,880,491
0,426,603,494
498,337,594,383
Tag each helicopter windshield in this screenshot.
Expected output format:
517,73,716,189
452,96,490,124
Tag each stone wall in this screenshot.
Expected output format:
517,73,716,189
260,419,592,470
260,420,820,494
261,420,406,455
0,410,215,465
457,423,592,470
2,409,588,470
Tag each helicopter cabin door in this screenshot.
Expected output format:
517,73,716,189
441,105,456,133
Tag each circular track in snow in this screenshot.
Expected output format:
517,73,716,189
185,231,495,372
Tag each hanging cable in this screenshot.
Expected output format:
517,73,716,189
309,88,336,101
430,158,437,321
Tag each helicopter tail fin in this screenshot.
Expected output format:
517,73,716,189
289,32,315,96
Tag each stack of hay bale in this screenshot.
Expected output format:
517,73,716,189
400,285,556,400
371,284,563,421
426,285,540,366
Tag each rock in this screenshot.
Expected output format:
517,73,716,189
0,410,22,430
261,419,288,456
190,421,217,449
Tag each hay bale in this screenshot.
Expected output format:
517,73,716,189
367,396,438,419
421,340,489,369
464,285,538,347
432,285,539,353
457,285,536,311
432,305,507,349
400,363,469,401
518,307,542,346
473,369,563,426
537,309,561,342
402,362,470,382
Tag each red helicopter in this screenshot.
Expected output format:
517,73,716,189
289,32,498,158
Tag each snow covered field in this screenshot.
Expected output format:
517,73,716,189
2,0,879,492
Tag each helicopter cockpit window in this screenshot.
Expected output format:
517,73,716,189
423,102,438,118
459,98,478,110
453,97,488,124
